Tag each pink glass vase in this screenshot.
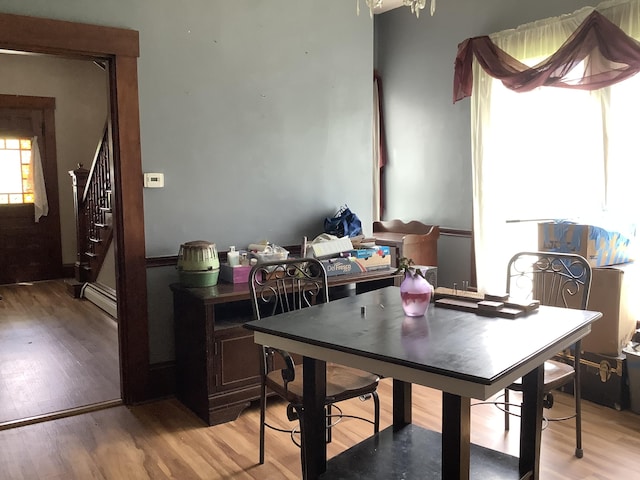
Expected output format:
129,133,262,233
400,271,434,317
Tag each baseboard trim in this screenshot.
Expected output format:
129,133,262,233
147,361,176,400
82,282,117,319
0,399,122,431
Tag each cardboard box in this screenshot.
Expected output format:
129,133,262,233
553,262,638,356
538,221,633,267
321,257,391,277
347,246,391,259
583,263,639,356
346,246,392,270
534,261,638,356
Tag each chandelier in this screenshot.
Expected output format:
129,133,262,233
357,0,436,18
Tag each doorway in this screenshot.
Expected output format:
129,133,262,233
0,55,120,425
0,13,150,407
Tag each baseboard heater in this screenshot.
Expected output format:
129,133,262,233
81,282,117,319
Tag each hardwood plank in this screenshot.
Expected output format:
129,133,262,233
0,378,637,479
0,280,120,424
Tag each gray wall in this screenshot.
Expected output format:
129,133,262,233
136,1,374,254
0,0,602,364
0,0,374,363
375,0,596,288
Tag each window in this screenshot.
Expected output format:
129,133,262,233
470,7,640,293
0,137,34,205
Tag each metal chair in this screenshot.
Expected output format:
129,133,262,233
503,251,592,458
249,258,380,472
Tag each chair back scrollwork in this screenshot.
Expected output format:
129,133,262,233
249,258,329,387
506,251,592,310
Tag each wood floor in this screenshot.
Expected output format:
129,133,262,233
0,378,638,479
0,280,120,426
1,281,638,478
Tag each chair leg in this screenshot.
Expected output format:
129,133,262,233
504,388,510,431
326,404,332,444
259,382,267,465
373,391,380,434
296,406,307,479
574,346,583,458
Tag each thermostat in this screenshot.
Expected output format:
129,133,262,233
143,173,164,188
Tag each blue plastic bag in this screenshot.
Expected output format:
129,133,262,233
324,205,362,238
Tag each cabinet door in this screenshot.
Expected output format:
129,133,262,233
214,327,262,392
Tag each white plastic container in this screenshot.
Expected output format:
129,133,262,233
227,246,240,267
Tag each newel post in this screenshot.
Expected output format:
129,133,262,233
69,164,90,282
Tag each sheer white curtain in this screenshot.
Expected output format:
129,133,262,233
471,0,640,293
32,136,48,222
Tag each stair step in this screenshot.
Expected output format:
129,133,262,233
89,237,102,243
85,252,99,258
100,207,112,213
94,223,109,228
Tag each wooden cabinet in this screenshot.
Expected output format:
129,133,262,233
172,284,262,426
171,270,397,426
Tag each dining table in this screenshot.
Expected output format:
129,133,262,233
244,286,602,479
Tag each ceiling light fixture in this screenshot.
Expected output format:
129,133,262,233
357,0,436,18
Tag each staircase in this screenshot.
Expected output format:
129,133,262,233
69,125,114,288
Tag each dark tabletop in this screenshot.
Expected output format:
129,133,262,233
244,286,601,387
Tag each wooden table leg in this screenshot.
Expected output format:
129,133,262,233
442,392,471,480
302,356,326,480
520,364,544,479
392,379,412,429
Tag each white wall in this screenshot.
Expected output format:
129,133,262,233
0,53,108,265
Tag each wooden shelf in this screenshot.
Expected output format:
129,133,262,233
320,424,525,479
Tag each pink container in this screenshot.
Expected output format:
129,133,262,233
219,264,253,284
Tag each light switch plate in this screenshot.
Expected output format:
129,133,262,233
143,172,164,188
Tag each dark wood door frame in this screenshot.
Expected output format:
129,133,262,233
0,12,149,404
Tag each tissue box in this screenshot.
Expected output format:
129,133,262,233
219,263,253,284
538,221,633,267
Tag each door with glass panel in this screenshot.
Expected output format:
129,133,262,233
0,102,62,285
